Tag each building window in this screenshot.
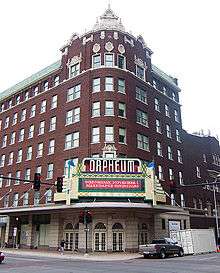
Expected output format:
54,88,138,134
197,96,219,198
37,143,44,158
136,87,147,104
34,191,40,206
166,124,172,138
33,86,38,96
136,65,145,80
193,198,197,208
8,152,14,165
70,63,80,78
179,171,184,185
49,116,56,131
176,129,181,142
66,107,80,125
2,135,7,147
30,105,36,118
36,166,42,174
155,119,161,133
10,132,16,145
105,77,114,91
177,150,183,163
51,95,58,109
38,121,45,135
171,193,175,206
17,149,22,163
12,113,18,125
92,127,100,143
158,165,164,180
8,99,13,108
13,193,19,207
196,166,201,178
26,146,32,160
105,101,114,116
4,117,9,128
137,133,149,151
23,192,29,206
92,102,101,117
0,154,5,167
28,124,34,139
65,132,79,149
48,139,55,154
43,81,49,91
172,92,177,101
165,104,170,117
157,142,163,157
24,168,31,181
136,110,148,127
47,163,54,179
118,79,125,93
203,154,207,163
4,194,9,208
67,84,81,101
24,91,29,101
45,189,52,204
54,75,60,86
92,54,101,68
92,78,100,92
163,86,167,95
40,100,47,113
118,55,125,69
118,102,126,118
198,199,203,209
105,126,114,142
105,53,114,67
0,103,4,112
169,168,174,180
155,98,160,112
15,171,21,185
168,146,173,160
180,194,185,207
16,95,20,105
20,109,27,122
6,173,11,187
174,110,180,122
18,128,25,142
119,128,126,144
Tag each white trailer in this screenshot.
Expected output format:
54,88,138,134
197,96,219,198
170,229,216,255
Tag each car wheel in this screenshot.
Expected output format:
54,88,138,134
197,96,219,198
178,249,184,257
159,249,166,259
143,254,149,258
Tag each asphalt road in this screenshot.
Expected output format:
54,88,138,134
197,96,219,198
1,252,220,273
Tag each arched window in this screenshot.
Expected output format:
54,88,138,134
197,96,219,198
74,223,79,230
65,223,73,230
112,223,123,230
95,222,106,230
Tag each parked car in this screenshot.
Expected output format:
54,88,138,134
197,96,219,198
139,238,184,259
0,251,5,263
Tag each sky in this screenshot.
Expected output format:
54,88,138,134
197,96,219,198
0,0,219,139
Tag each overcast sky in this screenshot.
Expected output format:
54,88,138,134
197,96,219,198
0,0,219,139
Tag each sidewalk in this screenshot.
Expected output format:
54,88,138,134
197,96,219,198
0,248,141,261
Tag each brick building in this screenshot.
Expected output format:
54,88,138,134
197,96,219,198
0,6,219,252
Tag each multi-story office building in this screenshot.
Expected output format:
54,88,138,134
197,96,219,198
0,6,219,252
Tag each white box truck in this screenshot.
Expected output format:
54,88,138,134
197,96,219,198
170,229,216,255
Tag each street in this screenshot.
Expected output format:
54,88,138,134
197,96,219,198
0,252,220,273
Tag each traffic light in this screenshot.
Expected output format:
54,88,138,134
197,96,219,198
33,173,41,191
78,211,92,224
56,177,63,192
170,180,177,194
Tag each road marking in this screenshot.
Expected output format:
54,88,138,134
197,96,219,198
197,256,219,261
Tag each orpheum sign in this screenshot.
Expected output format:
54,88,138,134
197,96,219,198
83,158,141,174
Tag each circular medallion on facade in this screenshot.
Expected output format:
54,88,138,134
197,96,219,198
118,44,125,54
92,43,101,53
105,42,114,52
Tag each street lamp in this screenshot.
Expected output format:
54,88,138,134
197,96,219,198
208,170,220,240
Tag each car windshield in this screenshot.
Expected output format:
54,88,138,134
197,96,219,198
151,239,166,244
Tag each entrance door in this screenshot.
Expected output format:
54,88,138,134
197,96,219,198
65,232,73,250
94,232,106,251
113,232,123,251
